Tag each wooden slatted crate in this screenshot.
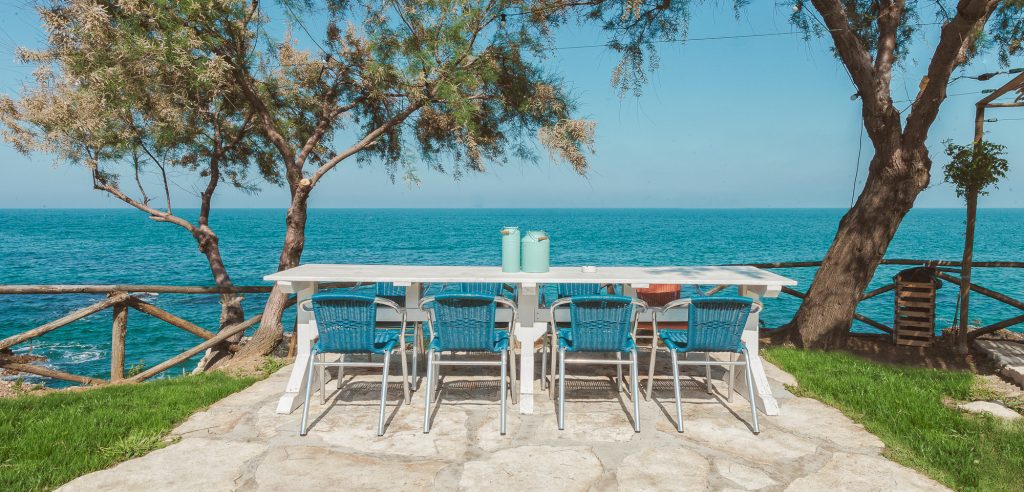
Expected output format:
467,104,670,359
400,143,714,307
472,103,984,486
894,279,937,347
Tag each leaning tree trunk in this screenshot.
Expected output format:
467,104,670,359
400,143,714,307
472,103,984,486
233,187,311,359
780,145,931,349
193,226,247,370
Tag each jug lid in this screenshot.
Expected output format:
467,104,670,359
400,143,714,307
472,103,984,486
523,230,548,241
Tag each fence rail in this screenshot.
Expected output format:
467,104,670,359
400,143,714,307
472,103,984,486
0,285,295,386
1,259,1021,385
747,259,1024,338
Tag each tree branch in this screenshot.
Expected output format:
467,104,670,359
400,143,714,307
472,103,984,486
873,0,905,82
91,166,194,232
307,101,424,187
904,0,1000,142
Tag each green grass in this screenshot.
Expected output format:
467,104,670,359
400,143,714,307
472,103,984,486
764,347,1024,492
0,371,259,491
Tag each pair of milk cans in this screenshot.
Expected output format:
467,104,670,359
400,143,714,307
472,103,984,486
500,227,549,273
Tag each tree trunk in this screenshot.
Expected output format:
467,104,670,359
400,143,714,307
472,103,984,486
955,191,977,353
233,187,310,359
780,145,930,348
193,226,247,370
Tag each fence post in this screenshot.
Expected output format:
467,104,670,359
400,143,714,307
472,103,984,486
111,293,128,382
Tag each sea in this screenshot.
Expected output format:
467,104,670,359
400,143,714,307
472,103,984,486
1,208,1021,386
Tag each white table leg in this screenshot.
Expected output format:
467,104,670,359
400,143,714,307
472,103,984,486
276,281,318,414
736,286,780,416
514,321,547,414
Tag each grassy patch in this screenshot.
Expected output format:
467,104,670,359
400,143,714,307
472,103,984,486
0,371,259,491
764,347,1024,491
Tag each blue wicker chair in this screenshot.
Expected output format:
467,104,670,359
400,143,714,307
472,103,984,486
457,282,505,296
419,293,518,435
652,297,760,434
299,293,410,437
548,295,647,432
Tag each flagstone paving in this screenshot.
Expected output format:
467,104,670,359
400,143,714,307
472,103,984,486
59,359,948,491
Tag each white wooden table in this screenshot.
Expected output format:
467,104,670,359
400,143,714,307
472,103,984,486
265,264,797,415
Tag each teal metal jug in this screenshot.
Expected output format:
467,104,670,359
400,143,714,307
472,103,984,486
501,226,521,273
521,230,550,273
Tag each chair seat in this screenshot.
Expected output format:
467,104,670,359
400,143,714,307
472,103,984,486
659,329,745,354
430,330,509,353
557,328,636,353
315,331,400,355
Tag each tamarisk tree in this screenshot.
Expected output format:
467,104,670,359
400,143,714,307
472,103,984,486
557,0,1024,348
0,1,276,366
166,0,596,358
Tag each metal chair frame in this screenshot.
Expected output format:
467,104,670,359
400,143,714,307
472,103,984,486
419,294,519,435
647,297,762,434
299,296,410,437
545,296,647,432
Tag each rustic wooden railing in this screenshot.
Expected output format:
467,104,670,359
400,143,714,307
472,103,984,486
0,284,293,386
733,259,1024,337
2,260,1021,385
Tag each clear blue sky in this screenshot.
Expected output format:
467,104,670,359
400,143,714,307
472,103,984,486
0,2,1020,209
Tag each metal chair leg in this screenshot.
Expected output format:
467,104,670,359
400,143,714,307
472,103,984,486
423,349,435,433
558,348,566,430
500,350,508,435
510,345,518,405
400,348,411,404
630,349,640,432
616,352,624,397
319,354,327,405
743,348,760,434
646,335,659,400
299,351,318,436
540,332,548,389
378,351,391,436
705,353,713,394
337,354,345,391
728,352,736,403
549,331,558,399
671,350,683,433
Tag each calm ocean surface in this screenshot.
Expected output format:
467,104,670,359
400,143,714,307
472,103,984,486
1,208,1021,385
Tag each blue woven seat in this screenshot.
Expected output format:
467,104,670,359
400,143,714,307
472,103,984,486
547,295,645,432
420,293,518,435
651,296,760,434
430,331,508,353
299,293,410,437
557,328,635,353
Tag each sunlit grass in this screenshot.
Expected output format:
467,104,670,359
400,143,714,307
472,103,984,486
764,347,1024,491
0,372,259,491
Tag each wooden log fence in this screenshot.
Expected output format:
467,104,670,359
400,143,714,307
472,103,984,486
0,262,1020,385
760,259,1024,338
0,285,295,386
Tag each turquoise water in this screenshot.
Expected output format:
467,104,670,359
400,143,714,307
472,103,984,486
1,208,1022,385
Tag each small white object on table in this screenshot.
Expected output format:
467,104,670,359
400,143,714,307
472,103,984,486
264,264,797,415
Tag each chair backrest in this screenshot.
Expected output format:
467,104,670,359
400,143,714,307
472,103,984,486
376,282,406,298
458,282,504,296
429,293,498,352
567,295,636,352
310,293,379,353
687,297,753,352
557,283,603,298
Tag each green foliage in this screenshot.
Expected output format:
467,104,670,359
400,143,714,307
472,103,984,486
0,372,258,492
765,348,1024,492
943,139,1010,199
557,1,1024,96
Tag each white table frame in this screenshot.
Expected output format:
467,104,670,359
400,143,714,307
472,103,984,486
265,264,797,415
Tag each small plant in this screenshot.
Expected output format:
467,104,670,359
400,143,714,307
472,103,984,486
259,357,287,377
126,361,146,378
943,140,1009,199
99,430,166,461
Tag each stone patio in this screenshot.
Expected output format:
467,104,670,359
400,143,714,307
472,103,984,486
59,358,948,491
